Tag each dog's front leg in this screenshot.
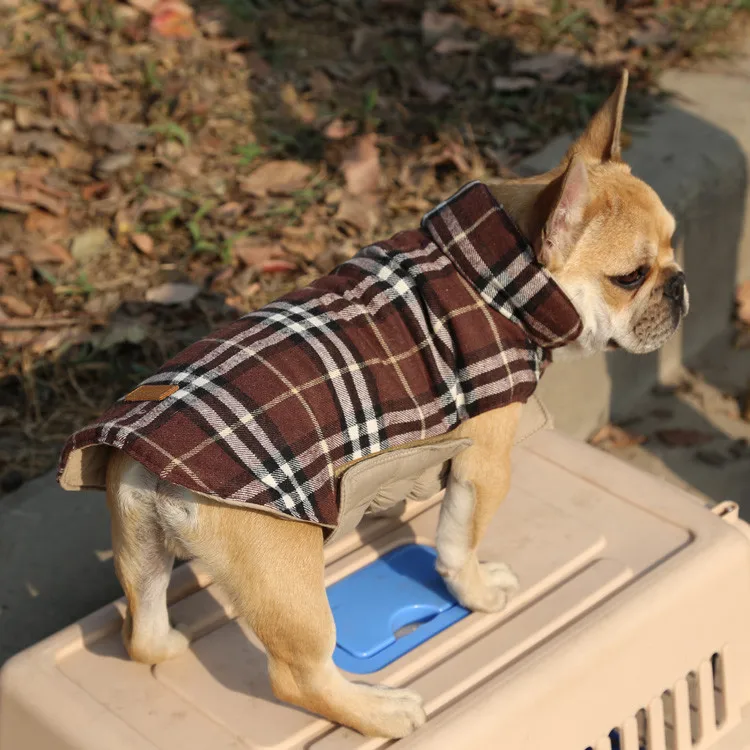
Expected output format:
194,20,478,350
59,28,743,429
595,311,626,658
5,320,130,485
435,404,521,613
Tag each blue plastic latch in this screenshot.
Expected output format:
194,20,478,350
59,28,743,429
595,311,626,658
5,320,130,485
327,544,470,674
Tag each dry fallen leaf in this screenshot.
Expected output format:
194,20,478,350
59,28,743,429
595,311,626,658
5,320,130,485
131,233,154,256
176,154,203,178
25,242,73,265
216,201,244,221
71,228,112,263
30,327,84,354
512,52,578,82
280,83,317,125
11,131,65,157
655,428,714,447
433,38,479,55
239,161,312,198
54,92,80,120
491,0,550,16
150,0,196,39
577,0,614,26
81,182,111,201
94,152,134,176
335,192,380,235
114,205,139,240
309,70,334,99
246,52,272,78
0,185,31,213
341,134,381,196
432,141,472,174
1,329,35,349
89,63,119,88
91,319,149,348
24,210,69,238
14,107,34,129
260,259,298,274
57,142,95,171
18,186,67,216
91,122,147,152
210,266,234,289
492,75,537,92
590,424,646,449
323,118,356,140
0,294,34,317
281,219,327,261
351,25,375,58
421,10,466,44
145,282,200,304
128,0,159,12
232,238,286,267
629,18,672,49
414,76,452,105
139,194,176,214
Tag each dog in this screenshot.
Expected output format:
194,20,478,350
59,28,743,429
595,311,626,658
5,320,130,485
57,70,687,739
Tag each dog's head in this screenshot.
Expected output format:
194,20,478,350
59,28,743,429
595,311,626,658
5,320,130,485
524,71,688,358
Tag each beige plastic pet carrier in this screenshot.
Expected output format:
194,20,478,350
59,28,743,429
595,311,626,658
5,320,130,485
2,428,750,750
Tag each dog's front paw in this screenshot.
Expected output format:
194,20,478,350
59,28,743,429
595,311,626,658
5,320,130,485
124,617,190,665
443,559,519,614
351,684,426,738
480,561,520,596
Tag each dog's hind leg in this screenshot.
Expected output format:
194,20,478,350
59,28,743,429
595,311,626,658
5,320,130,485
180,499,426,738
106,451,190,664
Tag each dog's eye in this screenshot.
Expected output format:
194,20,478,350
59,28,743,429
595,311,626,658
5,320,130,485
611,266,649,290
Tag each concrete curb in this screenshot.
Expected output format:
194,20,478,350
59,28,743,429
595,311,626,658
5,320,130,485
0,471,120,665
525,64,750,439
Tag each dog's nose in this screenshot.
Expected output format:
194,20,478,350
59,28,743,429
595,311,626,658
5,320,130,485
664,271,686,304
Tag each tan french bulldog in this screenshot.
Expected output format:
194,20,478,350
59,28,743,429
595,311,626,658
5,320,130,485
103,71,687,738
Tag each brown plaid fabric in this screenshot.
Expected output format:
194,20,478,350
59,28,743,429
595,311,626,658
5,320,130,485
58,181,582,528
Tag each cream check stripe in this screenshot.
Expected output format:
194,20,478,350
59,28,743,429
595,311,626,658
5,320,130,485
352,298,428,442
440,203,548,327
441,205,521,319
454,267,516,409
60,181,582,529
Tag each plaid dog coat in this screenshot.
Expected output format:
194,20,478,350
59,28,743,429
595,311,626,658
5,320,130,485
58,181,582,533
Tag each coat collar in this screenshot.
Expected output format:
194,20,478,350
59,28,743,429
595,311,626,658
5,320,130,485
421,180,583,350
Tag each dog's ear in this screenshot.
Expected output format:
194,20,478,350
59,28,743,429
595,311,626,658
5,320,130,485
535,154,589,268
567,69,628,163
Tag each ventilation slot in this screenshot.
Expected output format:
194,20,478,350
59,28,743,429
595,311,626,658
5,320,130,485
662,688,676,750
687,671,700,744
586,652,729,750
712,651,727,728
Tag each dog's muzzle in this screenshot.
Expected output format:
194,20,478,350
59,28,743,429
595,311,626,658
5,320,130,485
664,271,688,316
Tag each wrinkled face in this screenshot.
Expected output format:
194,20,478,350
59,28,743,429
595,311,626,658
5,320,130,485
550,165,689,359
